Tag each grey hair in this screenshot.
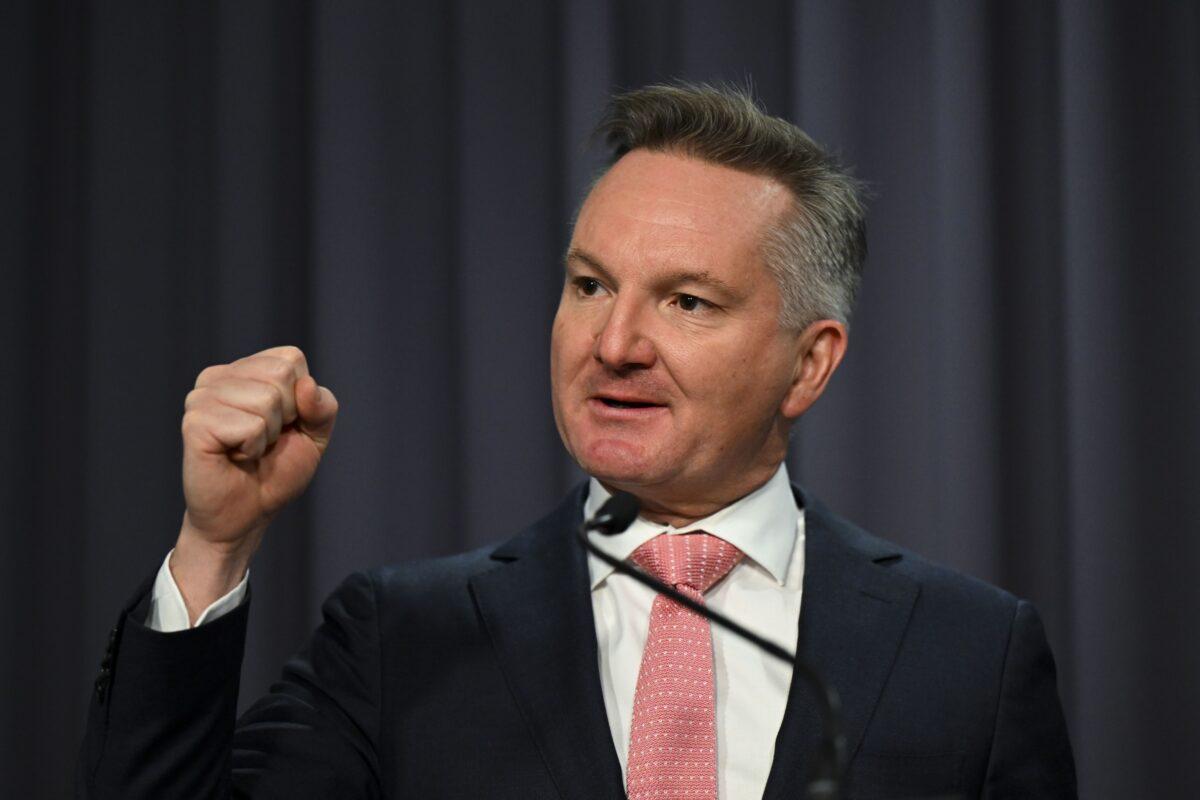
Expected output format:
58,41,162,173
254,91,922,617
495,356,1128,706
593,82,867,329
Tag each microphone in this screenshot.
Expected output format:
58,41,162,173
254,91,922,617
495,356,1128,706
578,491,848,800
586,490,640,536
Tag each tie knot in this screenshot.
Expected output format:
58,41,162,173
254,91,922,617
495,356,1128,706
630,532,743,594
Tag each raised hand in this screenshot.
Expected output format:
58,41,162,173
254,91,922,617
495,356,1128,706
171,346,338,623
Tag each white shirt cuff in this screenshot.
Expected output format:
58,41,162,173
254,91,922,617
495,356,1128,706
146,548,249,632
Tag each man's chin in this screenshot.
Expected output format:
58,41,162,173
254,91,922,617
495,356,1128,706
577,439,667,488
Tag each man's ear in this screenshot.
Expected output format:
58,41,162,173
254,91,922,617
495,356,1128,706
780,320,848,420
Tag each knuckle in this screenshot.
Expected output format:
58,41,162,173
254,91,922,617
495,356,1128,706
183,388,205,410
260,380,284,408
195,364,223,387
249,415,269,441
266,357,296,384
180,408,204,437
279,345,307,366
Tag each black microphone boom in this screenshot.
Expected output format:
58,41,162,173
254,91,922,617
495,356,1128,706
588,491,640,536
578,491,848,800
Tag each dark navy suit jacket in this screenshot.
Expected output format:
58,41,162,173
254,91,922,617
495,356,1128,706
77,485,1077,798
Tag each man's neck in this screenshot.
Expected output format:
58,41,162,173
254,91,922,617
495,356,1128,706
599,463,785,529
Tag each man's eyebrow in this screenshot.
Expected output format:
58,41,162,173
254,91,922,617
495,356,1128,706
565,248,741,297
564,248,611,278
662,269,739,296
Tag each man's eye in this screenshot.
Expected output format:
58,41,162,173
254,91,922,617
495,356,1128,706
575,277,605,296
677,294,710,313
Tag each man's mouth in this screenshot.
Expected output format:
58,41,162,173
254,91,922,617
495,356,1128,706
598,398,660,409
589,394,668,413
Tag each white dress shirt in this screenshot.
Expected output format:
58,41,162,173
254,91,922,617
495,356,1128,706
147,551,248,632
150,464,804,798
586,463,804,799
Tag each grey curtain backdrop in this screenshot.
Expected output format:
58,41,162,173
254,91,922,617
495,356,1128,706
3,1,1197,797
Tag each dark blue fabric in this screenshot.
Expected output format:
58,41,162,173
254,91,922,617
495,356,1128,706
77,486,1075,798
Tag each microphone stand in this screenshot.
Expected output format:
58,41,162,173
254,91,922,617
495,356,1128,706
578,493,847,800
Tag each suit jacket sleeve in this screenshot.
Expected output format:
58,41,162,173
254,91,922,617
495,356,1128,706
77,570,383,799
983,599,1078,798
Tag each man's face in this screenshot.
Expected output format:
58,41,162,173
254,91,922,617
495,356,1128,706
551,149,805,504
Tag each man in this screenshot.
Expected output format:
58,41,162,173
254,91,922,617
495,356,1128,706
78,84,1076,798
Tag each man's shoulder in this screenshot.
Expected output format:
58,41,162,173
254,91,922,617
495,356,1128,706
802,488,1024,624
367,542,504,593
356,484,587,609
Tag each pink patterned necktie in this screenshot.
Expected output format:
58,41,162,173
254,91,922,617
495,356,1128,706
625,532,744,800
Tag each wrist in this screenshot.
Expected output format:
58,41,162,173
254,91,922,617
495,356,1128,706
171,514,261,622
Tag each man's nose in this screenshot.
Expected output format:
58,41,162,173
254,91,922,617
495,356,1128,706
594,298,656,370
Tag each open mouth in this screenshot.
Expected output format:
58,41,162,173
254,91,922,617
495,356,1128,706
599,398,660,409
591,394,667,412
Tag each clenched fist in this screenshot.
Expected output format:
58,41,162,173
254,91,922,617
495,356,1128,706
171,346,338,623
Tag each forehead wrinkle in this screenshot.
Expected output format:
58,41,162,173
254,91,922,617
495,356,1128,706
597,180,789,247
596,150,791,211
599,203,760,260
610,208,714,237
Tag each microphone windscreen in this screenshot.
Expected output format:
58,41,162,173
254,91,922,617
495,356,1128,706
594,492,640,535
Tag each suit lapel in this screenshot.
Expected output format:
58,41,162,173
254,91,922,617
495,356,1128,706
469,489,625,800
763,491,919,799
468,484,918,800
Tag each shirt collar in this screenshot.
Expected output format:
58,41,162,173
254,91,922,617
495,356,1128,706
584,462,799,590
